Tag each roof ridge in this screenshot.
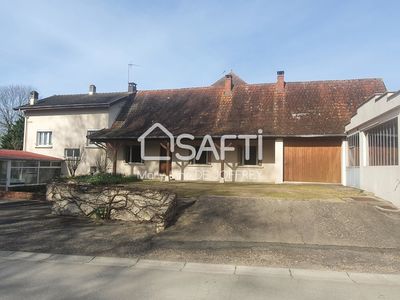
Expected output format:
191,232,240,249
138,85,223,93
48,91,130,97
284,78,384,84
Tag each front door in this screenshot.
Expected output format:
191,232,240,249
159,145,172,174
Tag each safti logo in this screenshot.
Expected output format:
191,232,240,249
137,123,263,161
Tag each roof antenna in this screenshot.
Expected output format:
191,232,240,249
128,62,141,83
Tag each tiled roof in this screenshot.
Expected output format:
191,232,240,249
18,92,131,110
91,76,386,139
0,150,63,161
211,71,247,87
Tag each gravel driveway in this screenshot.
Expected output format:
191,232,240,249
1,196,400,273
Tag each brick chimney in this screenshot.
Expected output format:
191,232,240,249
89,84,96,95
29,91,38,105
128,82,137,93
224,74,233,96
276,71,285,92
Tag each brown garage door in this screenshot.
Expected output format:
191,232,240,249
284,138,342,183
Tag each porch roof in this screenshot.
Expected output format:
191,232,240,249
0,150,63,161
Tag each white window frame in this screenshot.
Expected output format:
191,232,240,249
36,130,52,147
64,148,81,159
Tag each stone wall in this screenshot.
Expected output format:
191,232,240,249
46,183,177,232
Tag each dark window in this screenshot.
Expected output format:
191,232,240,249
367,118,398,166
192,146,210,164
239,145,257,165
124,145,142,163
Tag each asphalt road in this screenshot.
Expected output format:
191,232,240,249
1,254,400,300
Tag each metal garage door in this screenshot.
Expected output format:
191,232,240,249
284,138,342,183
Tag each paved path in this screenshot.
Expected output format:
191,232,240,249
1,251,400,299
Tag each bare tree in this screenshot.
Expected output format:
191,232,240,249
94,148,112,174
65,147,86,177
0,85,33,133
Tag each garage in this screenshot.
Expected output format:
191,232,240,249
284,138,342,183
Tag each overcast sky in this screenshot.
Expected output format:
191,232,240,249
0,0,399,98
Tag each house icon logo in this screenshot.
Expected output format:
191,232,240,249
138,123,174,160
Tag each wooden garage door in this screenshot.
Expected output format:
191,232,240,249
284,138,342,183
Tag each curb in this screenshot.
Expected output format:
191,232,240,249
1,250,400,285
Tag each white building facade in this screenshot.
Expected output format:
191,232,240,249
345,92,400,206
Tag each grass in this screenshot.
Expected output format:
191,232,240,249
127,180,367,200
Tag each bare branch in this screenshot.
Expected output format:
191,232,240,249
0,85,33,132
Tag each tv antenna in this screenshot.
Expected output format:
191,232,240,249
128,63,141,83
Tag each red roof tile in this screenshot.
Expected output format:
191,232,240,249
91,77,386,140
0,150,63,161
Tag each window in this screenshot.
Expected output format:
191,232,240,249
86,130,99,146
347,133,360,167
90,166,97,175
36,131,52,146
238,145,258,165
192,146,210,164
367,118,398,166
124,145,142,163
64,148,80,159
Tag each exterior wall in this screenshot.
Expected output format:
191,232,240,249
345,93,400,206
24,104,125,176
116,139,280,183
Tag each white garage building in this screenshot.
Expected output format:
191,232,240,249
345,91,400,207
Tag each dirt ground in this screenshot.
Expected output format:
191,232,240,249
129,181,368,200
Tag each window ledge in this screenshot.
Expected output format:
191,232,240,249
126,162,145,166
35,145,53,149
188,164,213,167
237,165,264,169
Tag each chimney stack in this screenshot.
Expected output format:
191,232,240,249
89,84,96,95
128,82,137,93
29,91,39,105
276,71,285,92
224,74,233,96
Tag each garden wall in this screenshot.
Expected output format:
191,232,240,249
47,183,177,232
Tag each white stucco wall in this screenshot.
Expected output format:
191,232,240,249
24,102,126,176
116,139,280,183
345,92,400,206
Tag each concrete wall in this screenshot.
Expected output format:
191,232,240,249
345,92,400,206
24,103,126,176
116,139,281,183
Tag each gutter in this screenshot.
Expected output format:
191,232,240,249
90,133,346,142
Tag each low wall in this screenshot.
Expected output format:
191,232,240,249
47,183,177,232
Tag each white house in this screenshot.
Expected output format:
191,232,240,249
345,91,400,206
18,84,135,175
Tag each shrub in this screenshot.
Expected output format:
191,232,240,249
66,173,141,186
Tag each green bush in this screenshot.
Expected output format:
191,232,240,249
68,173,141,186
